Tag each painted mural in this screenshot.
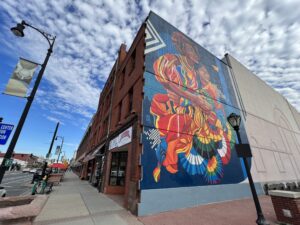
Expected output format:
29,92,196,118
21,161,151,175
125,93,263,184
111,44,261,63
141,12,249,189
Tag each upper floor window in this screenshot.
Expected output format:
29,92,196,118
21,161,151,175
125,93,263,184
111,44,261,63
119,68,125,89
117,101,122,124
128,87,133,113
126,49,136,76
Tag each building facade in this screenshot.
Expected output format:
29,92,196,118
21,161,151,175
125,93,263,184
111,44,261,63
75,12,300,216
0,152,38,168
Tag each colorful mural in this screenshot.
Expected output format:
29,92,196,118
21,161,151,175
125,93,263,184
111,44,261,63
141,12,248,189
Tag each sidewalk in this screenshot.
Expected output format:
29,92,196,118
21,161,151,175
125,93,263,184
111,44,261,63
140,196,278,225
34,172,278,225
33,172,143,225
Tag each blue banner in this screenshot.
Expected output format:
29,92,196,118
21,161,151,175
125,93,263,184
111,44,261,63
0,123,14,145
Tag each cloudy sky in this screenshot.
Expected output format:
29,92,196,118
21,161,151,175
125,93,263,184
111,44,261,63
0,0,299,159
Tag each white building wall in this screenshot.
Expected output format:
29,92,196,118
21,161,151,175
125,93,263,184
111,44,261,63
226,54,300,183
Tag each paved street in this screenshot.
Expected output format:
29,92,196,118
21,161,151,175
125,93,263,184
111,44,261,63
1,171,33,196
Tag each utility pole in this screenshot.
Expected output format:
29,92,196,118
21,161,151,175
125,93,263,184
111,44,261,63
56,136,64,163
42,122,59,177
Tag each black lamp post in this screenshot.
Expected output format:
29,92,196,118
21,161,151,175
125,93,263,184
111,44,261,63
227,113,269,225
0,20,56,184
55,136,64,163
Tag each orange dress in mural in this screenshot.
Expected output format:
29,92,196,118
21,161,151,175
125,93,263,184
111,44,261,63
150,32,233,184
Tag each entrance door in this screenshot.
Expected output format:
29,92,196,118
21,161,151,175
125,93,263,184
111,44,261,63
109,151,128,187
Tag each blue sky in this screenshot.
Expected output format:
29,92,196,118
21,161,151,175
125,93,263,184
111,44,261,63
0,0,299,160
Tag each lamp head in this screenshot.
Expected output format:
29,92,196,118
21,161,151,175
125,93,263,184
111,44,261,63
227,113,241,130
11,22,26,37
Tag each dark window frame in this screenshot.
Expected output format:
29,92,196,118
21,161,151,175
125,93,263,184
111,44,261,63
119,68,125,89
128,49,136,76
109,151,127,186
128,87,133,113
117,101,122,124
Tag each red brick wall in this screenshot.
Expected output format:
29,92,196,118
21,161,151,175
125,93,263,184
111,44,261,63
0,153,38,164
271,195,300,224
99,24,145,214
110,32,145,132
77,23,145,215
76,126,91,161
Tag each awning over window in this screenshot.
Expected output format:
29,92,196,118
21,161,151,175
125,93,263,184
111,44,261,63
83,153,94,163
92,143,105,157
75,152,86,163
83,143,105,163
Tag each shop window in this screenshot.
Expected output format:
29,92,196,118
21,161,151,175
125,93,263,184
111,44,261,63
109,151,127,186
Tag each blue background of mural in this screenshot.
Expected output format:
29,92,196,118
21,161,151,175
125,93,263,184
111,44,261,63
141,12,249,190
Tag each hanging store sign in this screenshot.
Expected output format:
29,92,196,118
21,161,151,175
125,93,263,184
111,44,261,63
3,58,38,97
109,126,132,150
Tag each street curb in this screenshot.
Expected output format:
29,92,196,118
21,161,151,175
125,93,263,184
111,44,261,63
0,195,48,223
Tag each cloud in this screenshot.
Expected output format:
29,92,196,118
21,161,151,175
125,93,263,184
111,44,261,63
44,115,65,125
64,142,77,147
0,0,299,129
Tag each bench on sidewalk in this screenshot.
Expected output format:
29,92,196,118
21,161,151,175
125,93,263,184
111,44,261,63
47,173,64,185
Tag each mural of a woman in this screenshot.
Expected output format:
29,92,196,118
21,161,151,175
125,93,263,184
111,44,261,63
150,32,234,184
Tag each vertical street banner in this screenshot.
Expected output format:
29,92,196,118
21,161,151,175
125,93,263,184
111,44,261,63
3,58,38,97
55,146,61,155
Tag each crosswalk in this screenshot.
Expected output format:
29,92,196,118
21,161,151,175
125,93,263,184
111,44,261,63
2,172,32,185
1,171,33,196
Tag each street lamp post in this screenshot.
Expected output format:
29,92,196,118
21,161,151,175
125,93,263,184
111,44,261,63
41,122,59,177
227,113,269,225
0,20,56,184
55,136,64,163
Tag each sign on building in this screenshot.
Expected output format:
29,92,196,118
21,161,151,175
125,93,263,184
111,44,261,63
0,123,14,145
109,127,132,150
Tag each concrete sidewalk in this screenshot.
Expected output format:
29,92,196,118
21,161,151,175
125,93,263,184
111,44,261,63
34,172,278,225
140,196,278,225
33,172,142,225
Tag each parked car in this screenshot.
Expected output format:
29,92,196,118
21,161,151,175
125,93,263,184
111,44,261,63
22,168,31,173
0,186,6,197
30,168,37,173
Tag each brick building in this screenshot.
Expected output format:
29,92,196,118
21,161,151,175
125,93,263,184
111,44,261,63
0,152,38,167
75,12,300,216
73,119,92,177
75,22,145,212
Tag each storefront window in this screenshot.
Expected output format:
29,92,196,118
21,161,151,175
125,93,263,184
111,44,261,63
109,151,127,186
